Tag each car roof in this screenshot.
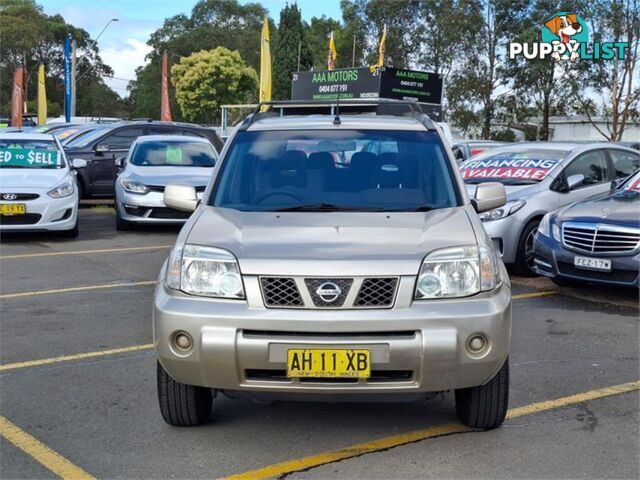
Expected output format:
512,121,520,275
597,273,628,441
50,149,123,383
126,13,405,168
246,114,427,131
134,135,212,143
0,132,56,141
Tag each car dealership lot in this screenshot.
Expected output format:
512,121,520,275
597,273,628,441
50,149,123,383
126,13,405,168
0,209,638,479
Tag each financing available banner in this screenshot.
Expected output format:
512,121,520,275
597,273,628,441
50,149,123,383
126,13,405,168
460,157,560,181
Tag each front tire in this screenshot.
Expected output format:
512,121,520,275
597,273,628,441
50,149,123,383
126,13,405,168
455,358,509,430
115,208,132,231
59,218,79,238
514,221,540,277
157,361,212,426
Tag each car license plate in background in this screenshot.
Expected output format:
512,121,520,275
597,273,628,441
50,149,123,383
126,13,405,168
0,203,26,215
287,349,370,378
574,255,611,271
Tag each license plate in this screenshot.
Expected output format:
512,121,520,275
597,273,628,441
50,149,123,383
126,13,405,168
287,349,371,378
0,203,26,215
574,255,611,271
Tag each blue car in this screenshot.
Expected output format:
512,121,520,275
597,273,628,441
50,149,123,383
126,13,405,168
533,170,640,287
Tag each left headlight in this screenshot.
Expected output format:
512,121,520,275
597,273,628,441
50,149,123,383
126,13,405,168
47,176,74,198
415,245,499,300
478,200,526,222
166,244,244,299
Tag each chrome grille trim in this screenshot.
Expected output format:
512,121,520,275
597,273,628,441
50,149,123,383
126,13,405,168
562,222,640,255
304,278,353,307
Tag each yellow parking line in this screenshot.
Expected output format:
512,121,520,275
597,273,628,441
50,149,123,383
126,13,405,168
0,280,157,300
512,290,557,300
0,344,154,373
0,245,171,260
0,416,95,480
222,380,640,480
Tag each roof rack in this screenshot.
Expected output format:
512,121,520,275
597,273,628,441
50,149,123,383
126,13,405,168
240,98,437,132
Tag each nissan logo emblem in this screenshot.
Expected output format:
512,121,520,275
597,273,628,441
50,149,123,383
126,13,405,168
2,193,17,200
316,281,342,303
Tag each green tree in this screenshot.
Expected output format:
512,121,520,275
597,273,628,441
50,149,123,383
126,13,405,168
171,47,258,123
272,3,313,100
307,16,341,70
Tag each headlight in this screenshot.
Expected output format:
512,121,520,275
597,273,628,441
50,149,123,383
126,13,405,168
415,245,499,299
538,213,560,242
166,244,244,298
47,176,74,198
478,200,526,222
120,179,149,194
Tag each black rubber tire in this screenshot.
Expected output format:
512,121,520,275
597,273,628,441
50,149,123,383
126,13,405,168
59,218,79,238
455,358,509,430
115,208,132,231
76,179,85,200
514,221,540,277
157,361,212,426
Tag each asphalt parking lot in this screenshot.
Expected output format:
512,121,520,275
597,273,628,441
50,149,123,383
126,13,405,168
0,208,638,480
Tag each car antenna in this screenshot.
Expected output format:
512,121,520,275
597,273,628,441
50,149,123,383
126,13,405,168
333,94,341,125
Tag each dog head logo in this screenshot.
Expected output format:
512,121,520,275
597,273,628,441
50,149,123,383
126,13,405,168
542,12,589,61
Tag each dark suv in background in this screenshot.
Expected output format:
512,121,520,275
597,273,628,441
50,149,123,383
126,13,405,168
63,121,222,197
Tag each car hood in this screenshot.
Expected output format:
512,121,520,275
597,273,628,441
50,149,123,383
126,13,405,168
186,206,477,275
0,168,69,189
557,190,639,227
465,183,541,202
122,165,213,187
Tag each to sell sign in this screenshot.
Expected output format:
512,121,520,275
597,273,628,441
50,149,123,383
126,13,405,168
0,148,61,168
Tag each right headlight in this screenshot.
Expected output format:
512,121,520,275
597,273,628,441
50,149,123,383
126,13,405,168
120,179,149,194
414,245,499,300
538,213,561,242
165,244,244,298
478,200,526,222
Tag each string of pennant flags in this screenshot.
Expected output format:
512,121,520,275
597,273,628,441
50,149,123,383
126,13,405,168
8,21,389,127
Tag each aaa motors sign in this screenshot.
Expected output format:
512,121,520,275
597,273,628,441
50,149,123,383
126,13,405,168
460,157,559,181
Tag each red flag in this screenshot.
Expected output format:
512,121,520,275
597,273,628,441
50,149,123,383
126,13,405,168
161,51,172,122
11,67,24,129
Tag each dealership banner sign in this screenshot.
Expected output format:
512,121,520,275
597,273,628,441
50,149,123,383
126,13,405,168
460,157,560,181
291,67,443,119
0,148,61,168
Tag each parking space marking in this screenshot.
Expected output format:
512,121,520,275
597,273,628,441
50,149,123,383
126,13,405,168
0,280,157,299
222,380,640,480
0,344,154,373
0,245,170,260
512,290,557,300
0,416,95,480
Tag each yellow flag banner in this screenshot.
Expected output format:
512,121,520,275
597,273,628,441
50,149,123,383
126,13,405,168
369,24,387,73
259,15,272,103
327,31,337,70
37,64,47,125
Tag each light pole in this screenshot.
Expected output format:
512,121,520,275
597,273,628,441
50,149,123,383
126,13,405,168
72,18,119,116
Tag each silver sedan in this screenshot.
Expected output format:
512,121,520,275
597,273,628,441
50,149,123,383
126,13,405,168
114,135,217,230
461,142,639,275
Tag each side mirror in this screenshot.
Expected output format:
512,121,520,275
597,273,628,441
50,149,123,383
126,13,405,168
71,158,87,169
566,174,585,190
114,157,126,168
472,182,507,213
164,184,198,212
95,143,110,153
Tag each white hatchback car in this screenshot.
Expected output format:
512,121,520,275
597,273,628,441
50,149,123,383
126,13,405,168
0,132,85,237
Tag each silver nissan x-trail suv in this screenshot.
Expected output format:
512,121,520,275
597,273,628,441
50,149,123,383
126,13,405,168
154,100,512,429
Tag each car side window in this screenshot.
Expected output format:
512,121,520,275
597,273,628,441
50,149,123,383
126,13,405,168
563,150,609,186
609,150,639,178
101,128,145,150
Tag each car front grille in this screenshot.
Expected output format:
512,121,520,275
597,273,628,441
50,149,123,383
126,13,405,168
562,222,640,255
260,276,399,309
0,193,39,201
147,185,207,193
0,213,42,225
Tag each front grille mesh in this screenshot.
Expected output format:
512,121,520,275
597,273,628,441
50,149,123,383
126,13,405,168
0,213,42,225
562,223,640,254
355,278,398,307
305,278,353,307
261,277,303,307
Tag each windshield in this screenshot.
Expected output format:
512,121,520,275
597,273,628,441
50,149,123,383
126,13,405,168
0,139,65,169
460,149,565,185
65,126,113,148
212,129,459,212
130,140,217,167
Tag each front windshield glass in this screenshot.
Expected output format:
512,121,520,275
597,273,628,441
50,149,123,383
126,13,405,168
65,126,113,148
0,139,65,169
460,149,565,185
212,129,459,212
130,140,217,167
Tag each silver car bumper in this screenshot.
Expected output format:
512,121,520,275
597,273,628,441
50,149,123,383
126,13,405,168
115,189,201,224
154,268,512,395
481,216,522,264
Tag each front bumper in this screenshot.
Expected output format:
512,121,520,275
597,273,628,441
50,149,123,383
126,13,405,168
533,232,640,287
481,216,521,264
116,188,200,224
154,271,512,395
0,189,78,232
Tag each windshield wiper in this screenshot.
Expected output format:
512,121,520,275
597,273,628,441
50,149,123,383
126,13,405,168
271,203,383,212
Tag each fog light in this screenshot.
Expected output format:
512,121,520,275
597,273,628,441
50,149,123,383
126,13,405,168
173,331,193,351
467,334,487,354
